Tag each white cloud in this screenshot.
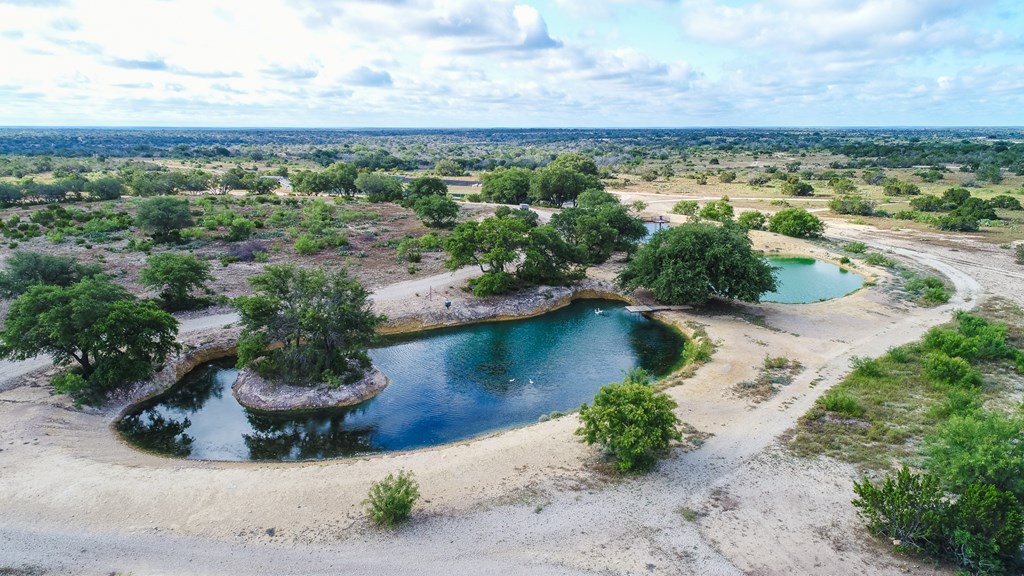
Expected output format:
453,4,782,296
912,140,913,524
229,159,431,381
0,0,1019,126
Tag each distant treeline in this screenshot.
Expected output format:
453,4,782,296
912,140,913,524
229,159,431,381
2,128,1023,173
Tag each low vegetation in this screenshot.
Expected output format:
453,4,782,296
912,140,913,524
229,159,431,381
364,470,420,528
577,370,683,472
790,304,1024,574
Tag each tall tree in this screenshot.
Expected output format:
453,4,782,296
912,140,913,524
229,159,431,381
0,277,179,399
617,223,777,305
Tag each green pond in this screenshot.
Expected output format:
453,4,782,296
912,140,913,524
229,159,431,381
117,299,685,461
761,257,864,303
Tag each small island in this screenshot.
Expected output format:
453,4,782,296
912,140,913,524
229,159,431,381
230,263,387,411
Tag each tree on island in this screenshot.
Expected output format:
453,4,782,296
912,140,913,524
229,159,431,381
616,223,777,305
233,264,385,387
0,277,179,402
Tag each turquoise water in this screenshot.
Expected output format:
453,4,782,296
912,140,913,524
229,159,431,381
117,299,685,461
761,257,864,303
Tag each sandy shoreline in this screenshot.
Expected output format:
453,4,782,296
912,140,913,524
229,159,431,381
1,216,1020,575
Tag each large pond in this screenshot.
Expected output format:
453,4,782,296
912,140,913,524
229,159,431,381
118,299,685,461
761,257,864,304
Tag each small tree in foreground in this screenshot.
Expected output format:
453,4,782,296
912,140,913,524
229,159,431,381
364,470,420,528
577,379,682,472
140,252,213,311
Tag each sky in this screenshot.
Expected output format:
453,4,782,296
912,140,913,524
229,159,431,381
0,0,1022,127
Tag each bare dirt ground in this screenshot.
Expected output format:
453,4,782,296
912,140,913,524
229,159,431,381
1,197,1022,575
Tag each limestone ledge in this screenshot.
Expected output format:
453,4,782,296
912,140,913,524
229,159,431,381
108,326,242,415
378,279,633,336
231,366,388,412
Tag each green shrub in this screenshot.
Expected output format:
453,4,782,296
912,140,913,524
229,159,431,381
926,411,1024,499
577,381,682,472
922,353,982,388
396,238,422,263
929,388,983,419
671,199,698,216
227,217,256,241
850,355,885,377
844,241,867,254
852,466,949,556
818,389,865,418
736,210,767,231
768,208,824,238
863,252,897,267
947,484,1024,574
293,234,323,255
364,470,420,528
829,195,875,215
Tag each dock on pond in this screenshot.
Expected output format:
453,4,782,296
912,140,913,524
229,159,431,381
624,305,692,313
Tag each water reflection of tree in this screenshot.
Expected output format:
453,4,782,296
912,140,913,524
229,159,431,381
159,364,233,412
629,321,684,377
243,407,378,461
117,412,193,457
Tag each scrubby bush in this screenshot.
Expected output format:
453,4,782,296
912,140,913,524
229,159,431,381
909,195,945,212
818,389,865,418
844,241,867,254
988,195,1022,210
854,466,1024,575
364,470,420,528
926,411,1024,499
947,483,1024,574
468,270,514,297
852,466,949,556
922,352,982,388
0,251,102,297
227,217,256,241
293,234,323,255
906,276,950,305
671,199,698,216
139,253,213,311
736,210,767,231
577,380,682,472
780,177,814,196
882,178,921,196
768,208,824,238
829,195,876,216
863,252,897,267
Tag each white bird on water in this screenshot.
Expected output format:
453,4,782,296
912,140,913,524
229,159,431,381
509,378,515,382
529,379,535,384
594,308,604,315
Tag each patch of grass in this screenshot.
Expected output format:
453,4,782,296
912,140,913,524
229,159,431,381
734,356,804,402
863,252,898,267
843,241,868,254
817,389,865,418
789,305,1024,471
904,274,951,306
